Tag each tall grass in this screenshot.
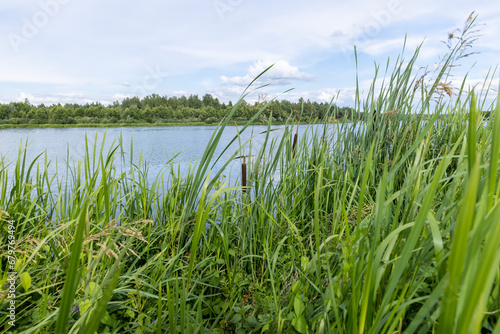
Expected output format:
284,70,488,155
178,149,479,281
1,28,500,333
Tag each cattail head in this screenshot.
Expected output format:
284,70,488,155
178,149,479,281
372,109,377,131
292,126,298,157
242,155,247,193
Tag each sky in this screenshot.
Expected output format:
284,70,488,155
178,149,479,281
0,0,499,107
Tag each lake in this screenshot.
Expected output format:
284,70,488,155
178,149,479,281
0,124,338,187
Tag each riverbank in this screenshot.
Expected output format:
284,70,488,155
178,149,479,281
0,121,216,129
0,119,349,129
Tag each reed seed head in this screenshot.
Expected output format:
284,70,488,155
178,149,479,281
242,155,247,193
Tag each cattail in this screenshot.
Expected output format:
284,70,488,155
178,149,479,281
242,155,247,193
292,126,298,157
372,109,378,131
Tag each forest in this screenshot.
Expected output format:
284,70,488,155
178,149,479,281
0,94,359,126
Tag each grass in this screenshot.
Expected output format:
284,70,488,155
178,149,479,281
1,23,500,333
0,120,347,130
0,122,225,129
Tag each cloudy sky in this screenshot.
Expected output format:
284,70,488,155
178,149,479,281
0,0,499,106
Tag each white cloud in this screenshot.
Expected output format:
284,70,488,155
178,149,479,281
221,60,313,86
206,86,247,102
16,92,97,105
112,93,132,101
314,88,358,105
317,91,333,102
172,90,190,97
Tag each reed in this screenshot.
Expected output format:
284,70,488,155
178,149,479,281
241,155,247,193
292,126,298,157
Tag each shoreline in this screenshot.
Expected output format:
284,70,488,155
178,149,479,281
0,119,351,129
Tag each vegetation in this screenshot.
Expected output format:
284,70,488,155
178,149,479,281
0,94,358,127
2,14,500,333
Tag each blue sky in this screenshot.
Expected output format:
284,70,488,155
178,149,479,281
0,0,499,106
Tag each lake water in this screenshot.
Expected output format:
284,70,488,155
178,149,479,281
0,124,336,187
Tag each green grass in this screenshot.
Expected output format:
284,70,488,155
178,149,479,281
0,119,354,129
1,43,500,333
0,122,219,129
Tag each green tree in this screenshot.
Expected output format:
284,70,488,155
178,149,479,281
50,106,68,123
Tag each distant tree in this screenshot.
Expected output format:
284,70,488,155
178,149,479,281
0,93,356,125
50,106,68,123
187,95,202,109
202,94,221,109
122,96,141,110
141,106,154,122
0,104,10,119
178,96,188,108
168,96,178,109
9,104,25,119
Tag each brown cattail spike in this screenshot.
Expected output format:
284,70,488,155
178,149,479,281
242,155,247,193
292,126,298,157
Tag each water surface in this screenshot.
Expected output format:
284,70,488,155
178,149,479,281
0,124,332,186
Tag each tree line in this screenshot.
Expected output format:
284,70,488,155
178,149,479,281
0,93,359,125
